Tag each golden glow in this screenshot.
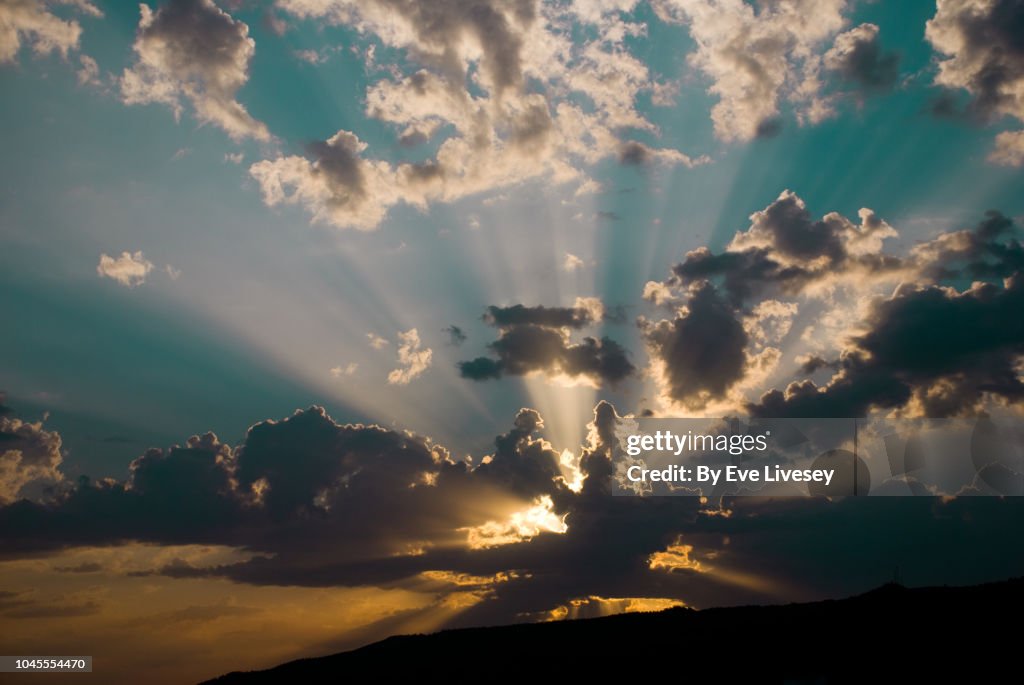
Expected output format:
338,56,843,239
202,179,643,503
0,544,438,685
649,537,793,598
460,495,568,549
546,595,685,621
648,542,708,573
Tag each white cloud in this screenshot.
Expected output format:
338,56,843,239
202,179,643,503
164,264,181,280
387,328,432,385
329,362,358,377
96,251,154,287
563,253,585,271
120,0,270,142
255,0,707,229
0,0,101,65
926,0,1024,166
655,0,847,142
989,130,1024,167
0,414,64,504
366,332,389,349
223,152,245,164
76,53,100,86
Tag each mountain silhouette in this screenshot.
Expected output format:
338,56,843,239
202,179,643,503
204,577,1023,683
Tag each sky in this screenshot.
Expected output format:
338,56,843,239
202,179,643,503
2,0,1024,682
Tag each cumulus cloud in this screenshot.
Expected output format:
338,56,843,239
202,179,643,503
459,298,634,386
824,23,900,93
640,282,748,409
5,397,1024,629
926,0,1024,165
642,188,1024,416
0,0,100,65
120,0,270,142
669,190,902,307
750,273,1024,418
250,130,397,230
654,0,848,141
387,328,432,385
0,398,64,504
253,0,706,229
563,253,585,272
96,251,154,287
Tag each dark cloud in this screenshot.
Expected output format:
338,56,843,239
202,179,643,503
667,191,903,306
751,273,1024,417
121,0,269,141
306,132,368,203
2,400,1024,629
457,356,504,380
0,405,568,565
927,0,1024,122
484,303,596,329
460,327,634,385
755,118,782,139
615,140,685,168
443,325,467,346
640,283,748,407
460,301,634,386
918,211,1023,281
826,23,900,93
648,193,1022,417
359,0,535,93
0,400,64,504
797,355,839,375
618,140,652,166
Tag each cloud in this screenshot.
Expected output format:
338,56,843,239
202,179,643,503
96,251,154,287
443,325,467,346
329,363,358,378
668,190,902,306
75,53,99,86
120,0,270,142
642,190,1023,416
0,399,64,504
459,298,634,386
387,328,433,385
824,23,900,93
750,273,1024,418
5,399,1024,632
367,333,389,349
990,128,1024,166
0,0,100,65
618,140,709,167
655,0,848,142
0,404,570,569
640,282,748,409
254,0,706,229
926,0,1024,165
484,300,603,329
250,130,397,230
563,253,585,272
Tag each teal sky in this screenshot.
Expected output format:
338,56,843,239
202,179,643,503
2,0,1022,480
